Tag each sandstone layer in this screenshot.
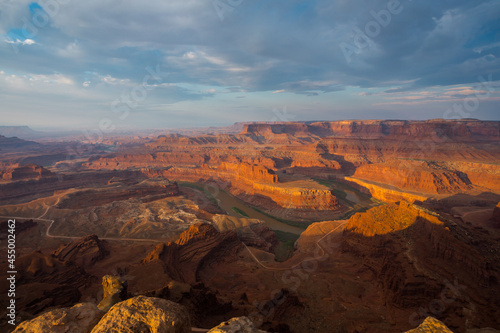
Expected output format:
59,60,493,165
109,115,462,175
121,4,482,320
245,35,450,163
207,316,268,333
12,303,103,333
341,202,500,330
404,317,454,333
353,160,472,194
142,223,242,284
91,296,191,333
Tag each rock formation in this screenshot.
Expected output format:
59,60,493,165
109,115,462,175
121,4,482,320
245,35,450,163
345,176,430,203
55,178,180,209
242,119,500,142
294,220,345,253
142,223,242,284
3,119,500,332
0,134,40,151
12,302,103,333
212,215,279,252
207,316,268,333
53,235,109,267
0,164,53,181
404,317,454,333
0,251,92,316
353,160,472,194
91,296,191,333
97,275,128,312
142,162,340,214
0,169,146,205
342,202,500,330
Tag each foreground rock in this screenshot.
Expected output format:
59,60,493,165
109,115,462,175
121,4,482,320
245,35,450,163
97,275,127,312
208,317,268,333
13,303,102,333
404,317,454,332
91,296,190,333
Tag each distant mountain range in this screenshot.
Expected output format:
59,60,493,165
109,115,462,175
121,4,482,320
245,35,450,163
0,126,46,140
0,134,40,150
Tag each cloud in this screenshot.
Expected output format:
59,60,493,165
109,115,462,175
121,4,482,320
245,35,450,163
5,38,35,45
0,0,499,129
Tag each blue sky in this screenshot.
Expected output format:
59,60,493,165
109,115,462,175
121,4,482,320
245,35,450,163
0,0,499,130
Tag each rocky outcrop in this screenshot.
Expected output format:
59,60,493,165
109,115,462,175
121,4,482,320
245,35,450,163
10,251,91,312
345,177,429,203
242,120,500,142
0,135,40,151
0,164,53,180
341,202,500,330
295,220,345,253
208,316,268,333
97,276,127,312
13,303,103,333
448,161,500,192
404,317,454,333
248,181,339,210
53,235,109,267
0,219,36,239
344,201,442,237
218,162,278,184
147,163,339,211
56,178,180,209
91,296,191,333
212,215,279,251
148,134,256,147
0,169,146,205
142,223,243,284
353,161,472,194
86,152,206,170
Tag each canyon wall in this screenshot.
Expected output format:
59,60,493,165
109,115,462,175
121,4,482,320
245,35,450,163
0,169,146,204
0,164,54,181
143,162,339,211
353,161,472,194
341,202,500,330
241,119,500,142
344,177,429,203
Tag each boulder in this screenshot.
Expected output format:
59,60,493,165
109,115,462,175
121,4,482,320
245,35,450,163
404,317,454,332
91,296,190,333
97,275,127,312
13,302,102,333
208,317,268,333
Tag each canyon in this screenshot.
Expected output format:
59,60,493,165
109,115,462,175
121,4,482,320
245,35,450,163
1,119,499,332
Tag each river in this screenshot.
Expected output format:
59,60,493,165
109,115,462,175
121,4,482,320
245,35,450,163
212,189,305,235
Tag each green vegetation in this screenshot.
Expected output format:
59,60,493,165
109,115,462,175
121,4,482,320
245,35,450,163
331,188,348,200
273,230,300,262
231,206,249,217
314,177,377,204
177,181,218,204
314,177,365,194
249,205,310,229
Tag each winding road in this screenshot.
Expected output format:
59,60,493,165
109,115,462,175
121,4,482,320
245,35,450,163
243,221,348,271
1,194,160,243
2,192,348,269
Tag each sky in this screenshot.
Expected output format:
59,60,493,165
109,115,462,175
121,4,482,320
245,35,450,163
0,0,499,131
